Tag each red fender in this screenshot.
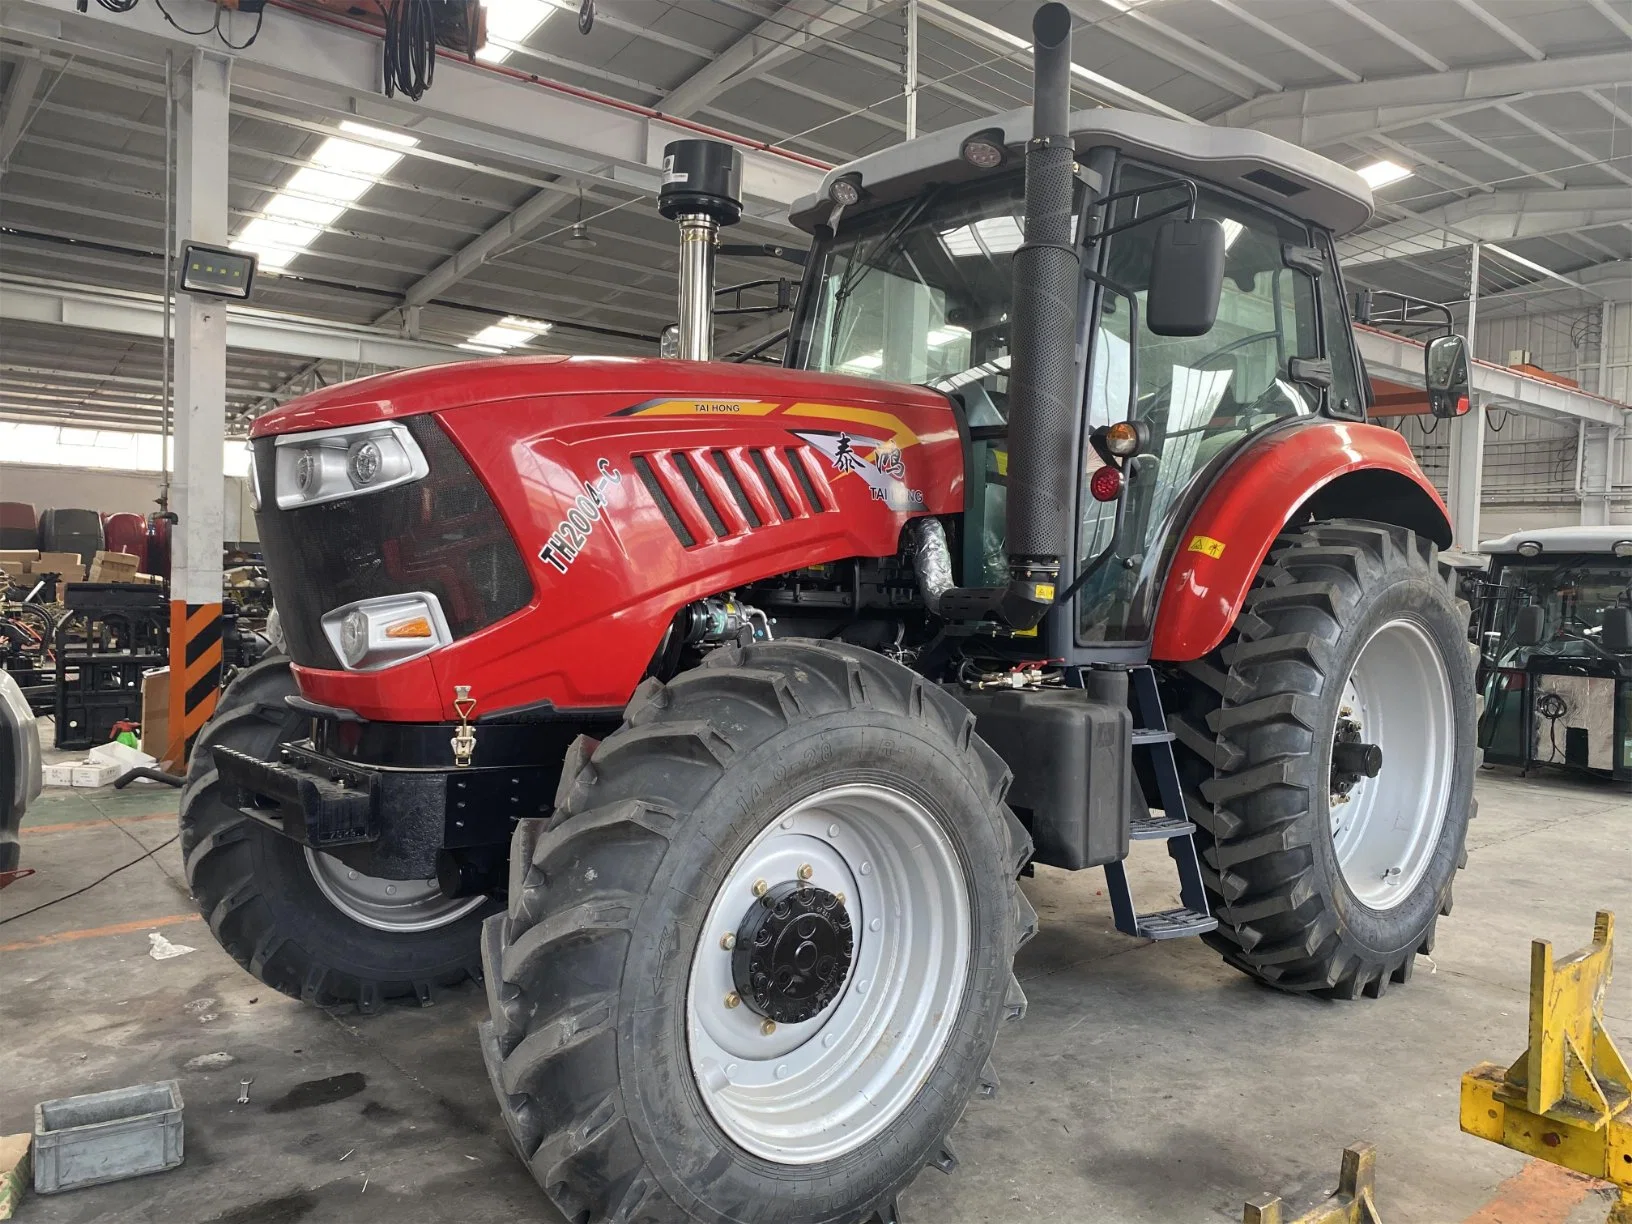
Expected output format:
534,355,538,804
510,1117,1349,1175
1150,421,1450,662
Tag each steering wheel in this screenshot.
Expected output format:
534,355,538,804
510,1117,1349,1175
1137,329,1282,423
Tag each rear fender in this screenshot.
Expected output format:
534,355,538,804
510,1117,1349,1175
1150,421,1450,661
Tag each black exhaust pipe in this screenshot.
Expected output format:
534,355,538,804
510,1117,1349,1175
1001,2,1079,625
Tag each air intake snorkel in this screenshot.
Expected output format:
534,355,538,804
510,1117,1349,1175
919,3,1080,630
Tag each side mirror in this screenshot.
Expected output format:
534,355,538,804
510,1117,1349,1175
1146,218,1226,338
1425,334,1471,418
1513,604,1547,647
1602,605,1632,653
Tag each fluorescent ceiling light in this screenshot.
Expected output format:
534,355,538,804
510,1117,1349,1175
231,122,418,272
457,341,506,354
465,315,553,350
940,216,1025,258
1220,218,1245,248
842,352,884,371
476,0,553,63
1356,159,1411,190
927,325,971,346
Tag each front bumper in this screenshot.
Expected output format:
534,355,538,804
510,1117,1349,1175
215,739,548,880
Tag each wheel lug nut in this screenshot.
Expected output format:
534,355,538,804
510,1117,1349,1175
725,992,741,1009
797,864,813,881
834,892,845,906
752,879,768,897
760,1019,777,1036
721,933,737,950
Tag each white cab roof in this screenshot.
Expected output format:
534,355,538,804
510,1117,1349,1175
789,107,1373,237
1481,526,1632,556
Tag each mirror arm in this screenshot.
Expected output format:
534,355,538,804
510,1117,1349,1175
1094,196,1194,241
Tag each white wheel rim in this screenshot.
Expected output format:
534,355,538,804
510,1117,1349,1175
685,783,970,1164
1329,617,1454,910
305,848,486,933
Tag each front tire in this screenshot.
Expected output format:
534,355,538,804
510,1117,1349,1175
482,639,1034,1224
180,657,491,1011
1168,519,1476,998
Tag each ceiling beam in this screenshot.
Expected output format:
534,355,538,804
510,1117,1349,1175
1324,0,1447,72
1198,0,1360,83
1448,0,1544,62
1586,0,1632,42
1339,188,1632,264
661,0,897,120
1367,131,1494,196
1217,51,1632,146
1493,101,1632,188
1064,0,1274,100
0,57,45,168
1430,118,1566,190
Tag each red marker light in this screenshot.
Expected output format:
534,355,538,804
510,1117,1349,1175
1089,464,1122,502
1455,395,1471,416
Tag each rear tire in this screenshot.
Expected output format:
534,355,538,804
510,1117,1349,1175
1167,519,1476,998
482,639,1034,1224
180,657,491,1011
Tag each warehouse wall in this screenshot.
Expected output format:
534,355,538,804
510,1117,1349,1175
0,464,259,545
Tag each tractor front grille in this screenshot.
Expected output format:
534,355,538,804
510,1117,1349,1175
252,415,533,670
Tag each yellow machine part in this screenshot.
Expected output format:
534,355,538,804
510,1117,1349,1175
1460,910,1632,1224
1242,1143,1384,1224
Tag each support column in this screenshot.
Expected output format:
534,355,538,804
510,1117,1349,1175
1580,424,1612,526
904,0,919,140
167,48,231,768
1447,242,1485,552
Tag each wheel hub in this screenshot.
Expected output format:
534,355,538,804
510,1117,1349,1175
1330,713,1383,799
732,882,853,1024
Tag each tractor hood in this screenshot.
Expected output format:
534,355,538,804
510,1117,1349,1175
249,355,948,438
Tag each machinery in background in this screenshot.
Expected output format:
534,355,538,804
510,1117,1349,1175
1477,526,1632,782
0,669,43,885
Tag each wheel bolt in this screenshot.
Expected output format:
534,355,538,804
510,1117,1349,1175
720,933,736,951
797,864,813,881
725,992,741,1009
752,879,768,897
760,1019,777,1036
834,892,846,906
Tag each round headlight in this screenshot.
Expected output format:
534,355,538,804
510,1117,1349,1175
340,609,369,667
829,175,862,207
1613,540,1632,559
1516,540,1543,558
295,451,320,496
1105,421,1142,457
960,129,1007,170
348,439,383,487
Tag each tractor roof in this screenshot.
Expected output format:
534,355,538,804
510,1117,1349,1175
1480,525,1632,557
789,107,1373,238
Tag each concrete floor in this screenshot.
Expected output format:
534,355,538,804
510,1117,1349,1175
2,767,1627,1224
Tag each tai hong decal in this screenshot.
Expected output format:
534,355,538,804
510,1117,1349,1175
798,431,923,510
539,458,621,575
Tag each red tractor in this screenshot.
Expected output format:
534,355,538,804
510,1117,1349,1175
185,8,1477,1222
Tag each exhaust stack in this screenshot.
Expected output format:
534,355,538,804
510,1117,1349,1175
1000,2,1081,622
658,139,744,361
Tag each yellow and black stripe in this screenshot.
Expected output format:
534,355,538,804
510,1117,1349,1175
167,601,222,768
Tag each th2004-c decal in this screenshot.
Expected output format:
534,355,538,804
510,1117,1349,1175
539,458,621,575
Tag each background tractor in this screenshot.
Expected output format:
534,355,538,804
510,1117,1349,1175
1476,525,1632,781
182,6,1479,1221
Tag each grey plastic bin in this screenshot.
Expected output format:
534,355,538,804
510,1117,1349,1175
33,1080,184,1193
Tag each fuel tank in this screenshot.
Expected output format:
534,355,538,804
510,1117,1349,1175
249,357,965,721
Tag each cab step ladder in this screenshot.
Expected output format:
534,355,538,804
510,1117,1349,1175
1103,665,1218,940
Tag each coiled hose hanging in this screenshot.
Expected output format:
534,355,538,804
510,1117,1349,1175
381,0,437,100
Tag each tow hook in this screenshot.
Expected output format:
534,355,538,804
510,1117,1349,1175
451,686,478,768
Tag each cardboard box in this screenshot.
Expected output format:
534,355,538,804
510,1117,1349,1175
70,760,123,788
0,1132,30,1221
42,763,77,787
0,550,39,571
140,668,170,763
89,550,141,582
32,552,86,581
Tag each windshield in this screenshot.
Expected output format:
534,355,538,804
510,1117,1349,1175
792,174,1047,421
1075,163,1321,643
1486,558,1632,665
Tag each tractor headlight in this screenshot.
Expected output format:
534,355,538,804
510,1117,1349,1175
246,448,261,512
322,592,451,671
274,422,427,508
1516,540,1543,558
1613,540,1632,559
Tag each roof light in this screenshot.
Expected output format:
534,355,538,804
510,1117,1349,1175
829,174,863,208
231,122,419,273
927,325,971,347
960,128,1007,170
1516,540,1543,558
464,316,553,350
1613,540,1632,559
476,0,553,63
1356,159,1411,190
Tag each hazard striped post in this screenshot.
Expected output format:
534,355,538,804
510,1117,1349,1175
167,601,223,768
164,49,231,771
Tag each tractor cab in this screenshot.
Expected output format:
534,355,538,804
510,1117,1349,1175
1477,526,1632,780
783,107,1469,661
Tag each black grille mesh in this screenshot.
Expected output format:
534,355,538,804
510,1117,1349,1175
253,415,533,670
